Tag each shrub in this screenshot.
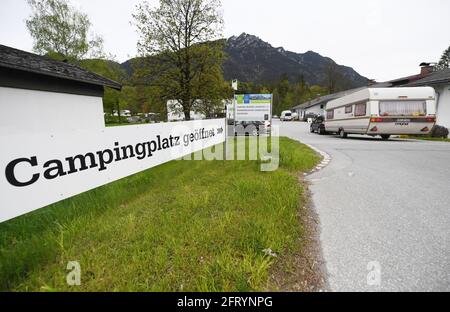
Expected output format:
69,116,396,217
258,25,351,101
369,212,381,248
430,125,449,138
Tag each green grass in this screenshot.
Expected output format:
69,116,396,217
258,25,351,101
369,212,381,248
413,137,450,142
401,135,450,142
0,137,320,292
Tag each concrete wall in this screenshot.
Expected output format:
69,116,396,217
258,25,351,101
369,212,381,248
304,104,326,117
0,86,105,135
435,84,450,132
294,108,305,119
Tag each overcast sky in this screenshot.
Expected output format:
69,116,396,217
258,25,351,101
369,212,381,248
1,0,449,81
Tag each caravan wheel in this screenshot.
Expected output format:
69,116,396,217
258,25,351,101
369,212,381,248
339,129,348,139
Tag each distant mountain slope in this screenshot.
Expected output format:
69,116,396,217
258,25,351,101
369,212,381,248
119,33,369,89
223,33,369,88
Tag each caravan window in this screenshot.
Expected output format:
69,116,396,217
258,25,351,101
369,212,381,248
345,105,353,114
354,103,367,117
379,101,427,116
327,110,334,120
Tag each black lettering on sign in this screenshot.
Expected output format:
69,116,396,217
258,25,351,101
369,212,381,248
43,159,66,180
3,127,221,187
5,157,40,187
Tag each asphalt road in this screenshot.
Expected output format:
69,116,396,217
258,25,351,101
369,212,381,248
278,120,450,292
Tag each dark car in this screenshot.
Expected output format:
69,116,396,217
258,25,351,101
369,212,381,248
310,116,327,135
234,121,267,136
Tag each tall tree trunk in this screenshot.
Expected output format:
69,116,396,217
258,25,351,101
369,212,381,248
117,99,121,123
184,108,191,121
183,95,191,121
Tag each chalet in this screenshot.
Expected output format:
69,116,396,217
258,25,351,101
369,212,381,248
0,45,121,135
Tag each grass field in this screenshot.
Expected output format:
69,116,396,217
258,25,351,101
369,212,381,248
0,137,320,292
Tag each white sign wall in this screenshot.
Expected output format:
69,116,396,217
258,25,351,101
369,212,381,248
0,119,225,223
235,94,272,122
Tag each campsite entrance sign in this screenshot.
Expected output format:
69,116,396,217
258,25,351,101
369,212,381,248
234,94,272,122
0,119,226,223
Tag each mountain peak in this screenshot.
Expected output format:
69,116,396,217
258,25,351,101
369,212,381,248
223,33,369,87
228,33,272,49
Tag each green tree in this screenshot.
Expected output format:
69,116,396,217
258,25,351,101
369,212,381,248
435,46,450,70
79,59,126,116
277,74,290,100
191,42,231,118
272,88,281,115
26,0,104,60
132,0,224,120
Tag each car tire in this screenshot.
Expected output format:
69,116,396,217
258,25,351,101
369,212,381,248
339,129,347,139
381,135,391,140
319,127,326,135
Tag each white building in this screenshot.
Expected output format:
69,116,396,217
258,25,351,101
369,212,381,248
407,68,450,131
0,45,122,135
292,87,369,121
167,99,231,122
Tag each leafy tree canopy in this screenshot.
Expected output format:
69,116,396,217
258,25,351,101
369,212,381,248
132,0,224,120
26,0,105,61
435,46,450,71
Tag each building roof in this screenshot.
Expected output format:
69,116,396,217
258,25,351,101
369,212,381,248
292,66,448,111
406,68,450,87
292,81,394,111
0,45,122,90
292,87,366,110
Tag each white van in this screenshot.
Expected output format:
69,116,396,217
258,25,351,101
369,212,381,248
325,87,437,140
281,111,293,121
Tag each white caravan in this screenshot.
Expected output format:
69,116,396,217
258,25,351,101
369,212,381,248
281,110,293,121
325,87,437,140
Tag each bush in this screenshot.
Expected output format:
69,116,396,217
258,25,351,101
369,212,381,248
430,125,449,138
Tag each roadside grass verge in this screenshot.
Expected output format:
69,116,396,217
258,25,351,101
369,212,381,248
400,135,450,142
411,137,450,142
0,137,320,291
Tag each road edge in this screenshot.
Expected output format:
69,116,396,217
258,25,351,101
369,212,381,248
268,142,331,292
303,144,331,176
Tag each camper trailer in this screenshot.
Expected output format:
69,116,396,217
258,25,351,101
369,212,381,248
324,87,437,140
280,110,293,121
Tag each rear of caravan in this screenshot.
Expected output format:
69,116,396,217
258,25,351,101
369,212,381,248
325,87,436,138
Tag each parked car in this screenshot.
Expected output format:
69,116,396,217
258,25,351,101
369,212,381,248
234,121,266,136
281,111,293,121
303,112,318,122
144,113,162,123
264,120,272,134
126,116,141,124
310,116,326,135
